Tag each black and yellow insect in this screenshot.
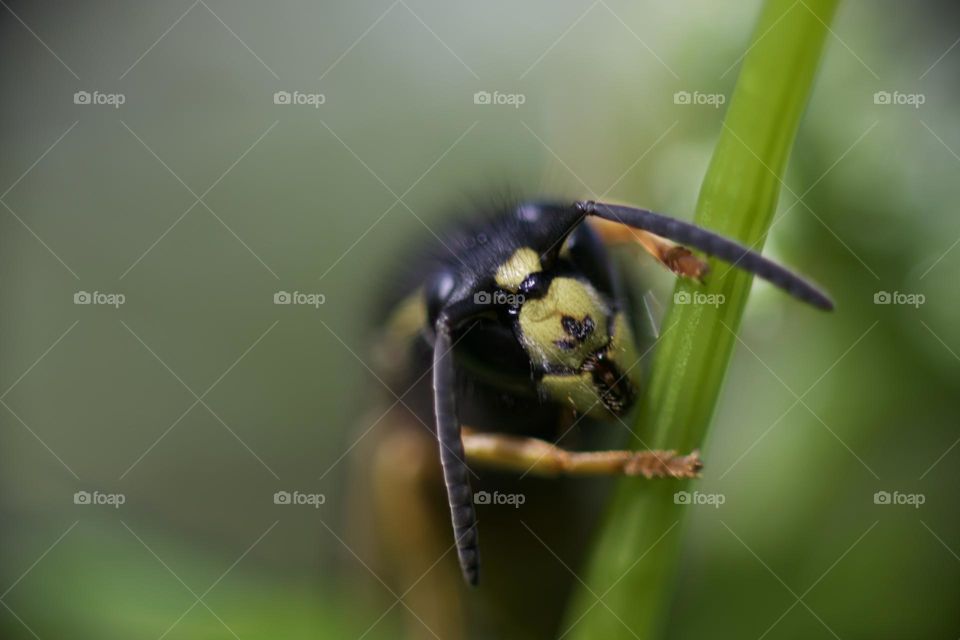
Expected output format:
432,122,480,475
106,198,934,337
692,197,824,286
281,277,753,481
362,199,830,634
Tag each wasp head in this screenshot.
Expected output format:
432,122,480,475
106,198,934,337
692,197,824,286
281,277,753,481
495,248,642,418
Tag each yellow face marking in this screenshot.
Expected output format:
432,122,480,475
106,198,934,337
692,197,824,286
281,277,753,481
495,247,541,291
517,277,610,370
536,310,642,417
540,372,614,418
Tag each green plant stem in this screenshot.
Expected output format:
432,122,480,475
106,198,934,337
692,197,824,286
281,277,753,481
564,0,839,637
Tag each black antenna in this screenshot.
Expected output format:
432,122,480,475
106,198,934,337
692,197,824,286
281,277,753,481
576,201,833,311
433,311,480,585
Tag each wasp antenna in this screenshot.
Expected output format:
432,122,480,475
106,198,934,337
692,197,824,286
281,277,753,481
576,200,834,311
433,313,480,586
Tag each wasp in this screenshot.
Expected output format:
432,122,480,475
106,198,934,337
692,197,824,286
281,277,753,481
357,199,830,637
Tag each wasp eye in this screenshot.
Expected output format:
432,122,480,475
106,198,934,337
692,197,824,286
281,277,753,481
518,272,550,299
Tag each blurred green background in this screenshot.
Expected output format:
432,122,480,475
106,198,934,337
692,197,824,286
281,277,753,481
0,1,957,638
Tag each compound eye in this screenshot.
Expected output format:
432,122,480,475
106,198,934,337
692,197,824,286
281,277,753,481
518,272,550,299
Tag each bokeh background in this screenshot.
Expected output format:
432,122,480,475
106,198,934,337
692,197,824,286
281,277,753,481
1,1,958,638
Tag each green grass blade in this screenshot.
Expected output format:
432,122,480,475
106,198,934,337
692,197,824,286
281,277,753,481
564,0,840,637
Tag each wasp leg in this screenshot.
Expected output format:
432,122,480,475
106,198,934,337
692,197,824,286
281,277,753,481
366,416,467,640
462,428,702,478
588,217,709,280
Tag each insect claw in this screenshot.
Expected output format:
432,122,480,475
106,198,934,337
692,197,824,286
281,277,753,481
624,449,704,478
663,246,710,281
686,449,704,477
